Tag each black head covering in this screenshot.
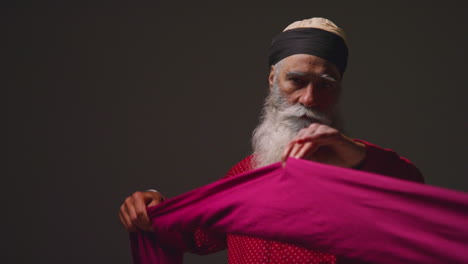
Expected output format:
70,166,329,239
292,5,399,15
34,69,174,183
268,27,348,75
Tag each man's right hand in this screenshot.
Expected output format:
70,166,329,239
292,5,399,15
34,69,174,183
119,191,165,232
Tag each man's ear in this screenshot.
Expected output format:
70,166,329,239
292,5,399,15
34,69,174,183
268,66,275,91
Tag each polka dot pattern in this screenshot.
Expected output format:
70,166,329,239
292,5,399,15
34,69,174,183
193,156,337,264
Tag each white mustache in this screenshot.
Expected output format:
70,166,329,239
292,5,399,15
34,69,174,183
278,104,332,125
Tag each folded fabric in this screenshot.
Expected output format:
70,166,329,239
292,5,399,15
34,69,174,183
130,158,468,264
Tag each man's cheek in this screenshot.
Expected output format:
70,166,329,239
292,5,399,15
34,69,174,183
319,93,338,108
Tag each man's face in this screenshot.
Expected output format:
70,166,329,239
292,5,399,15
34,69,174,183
252,54,344,168
269,54,342,116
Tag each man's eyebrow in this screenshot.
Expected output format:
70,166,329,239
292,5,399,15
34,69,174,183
286,71,338,82
286,71,308,78
321,74,338,82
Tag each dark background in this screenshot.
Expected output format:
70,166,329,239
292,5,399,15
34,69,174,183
5,2,468,264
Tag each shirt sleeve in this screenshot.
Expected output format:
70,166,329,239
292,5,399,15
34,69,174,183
354,139,425,183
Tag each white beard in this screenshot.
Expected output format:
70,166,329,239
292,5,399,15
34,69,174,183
251,83,343,168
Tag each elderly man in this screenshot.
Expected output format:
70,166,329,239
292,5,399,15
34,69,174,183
119,17,423,264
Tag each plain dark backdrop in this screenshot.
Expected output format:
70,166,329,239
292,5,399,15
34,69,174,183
5,2,468,264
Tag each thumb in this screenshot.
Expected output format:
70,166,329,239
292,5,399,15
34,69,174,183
147,199,161,207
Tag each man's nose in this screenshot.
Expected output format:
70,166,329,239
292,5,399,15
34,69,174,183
298,83,316,107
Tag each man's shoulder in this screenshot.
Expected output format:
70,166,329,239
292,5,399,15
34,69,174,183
353,139,425,183
223,155,254,179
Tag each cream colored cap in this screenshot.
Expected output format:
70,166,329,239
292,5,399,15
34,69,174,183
283,17,347,43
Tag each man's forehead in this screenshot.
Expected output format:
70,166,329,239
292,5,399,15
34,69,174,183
281,54,341,79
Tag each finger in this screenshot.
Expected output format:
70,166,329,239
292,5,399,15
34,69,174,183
130,192,156,232
294,141,315,158
147,200,160,207
299,125,338,144
147,194,164,207
281,140,297,162
120,206,137,232
297,123,320,141
285,125,318,160
305,145,327,162
119,210,136,232
134,200,154,232
294,128,308,141
124,199,140,230
288,142,304,158
297,132,322,143
118,208,128,229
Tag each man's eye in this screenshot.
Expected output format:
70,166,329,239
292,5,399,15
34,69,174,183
320,81,333,89
291,78,305,86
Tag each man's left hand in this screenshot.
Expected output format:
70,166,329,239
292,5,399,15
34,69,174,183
281,123,366,168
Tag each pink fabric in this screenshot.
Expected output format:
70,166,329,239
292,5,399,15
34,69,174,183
130,158,468,264
193,140,424,264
